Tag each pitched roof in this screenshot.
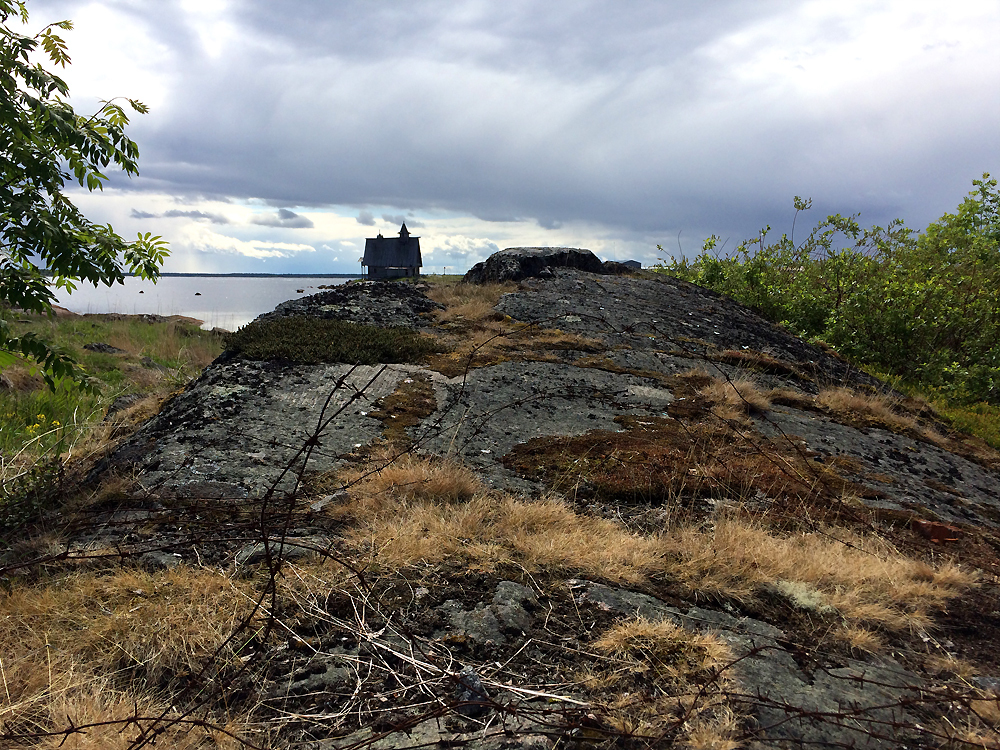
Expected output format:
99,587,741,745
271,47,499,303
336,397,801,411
362,225,422,268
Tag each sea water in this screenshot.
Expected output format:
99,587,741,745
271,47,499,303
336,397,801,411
51,276,360,331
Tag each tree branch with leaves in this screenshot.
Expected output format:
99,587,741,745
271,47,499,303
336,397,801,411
1,0,168,388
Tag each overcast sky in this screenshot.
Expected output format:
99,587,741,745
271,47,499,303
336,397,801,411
22,0,1000,274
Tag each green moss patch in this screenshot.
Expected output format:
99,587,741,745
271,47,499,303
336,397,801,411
366,372,438,448
224,316,443,365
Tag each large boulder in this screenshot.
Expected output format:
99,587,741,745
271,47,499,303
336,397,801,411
464,246,609,283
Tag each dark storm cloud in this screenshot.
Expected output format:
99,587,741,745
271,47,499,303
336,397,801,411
39,0,1000,259
250,209,314,228
381,214,424,228
130,208,229,224
163,209,229,224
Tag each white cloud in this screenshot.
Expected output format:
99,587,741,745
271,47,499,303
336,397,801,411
181,226,315,259
22,0,1000,275
178,0,239,59
41,2,174,111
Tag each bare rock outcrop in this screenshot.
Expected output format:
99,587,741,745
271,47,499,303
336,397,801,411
463,246,628,283
76,252,1000,750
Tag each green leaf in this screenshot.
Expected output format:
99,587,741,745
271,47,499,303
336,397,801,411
1,4,167,391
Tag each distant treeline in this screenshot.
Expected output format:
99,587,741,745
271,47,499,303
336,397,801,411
656,175,1000,405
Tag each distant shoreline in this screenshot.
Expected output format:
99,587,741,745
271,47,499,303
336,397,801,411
141,273,362,278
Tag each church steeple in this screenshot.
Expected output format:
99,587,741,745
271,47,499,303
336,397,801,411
399,223,409,239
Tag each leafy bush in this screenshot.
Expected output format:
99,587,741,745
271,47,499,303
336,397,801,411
225,316,442,365
657,175,1000,404
1,2,168,388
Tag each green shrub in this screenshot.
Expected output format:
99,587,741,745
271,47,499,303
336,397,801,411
224,316,443,365
937,400,1000,449
656,175,1000,405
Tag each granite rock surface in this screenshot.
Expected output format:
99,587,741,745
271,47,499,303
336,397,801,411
80,247,1000,749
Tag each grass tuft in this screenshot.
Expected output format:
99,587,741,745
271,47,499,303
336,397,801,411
334,453,663,582
833,624,884,654
425,282,515,329
584,617,737,741
698,377,772,420
817,387,916,432
664,518,975,631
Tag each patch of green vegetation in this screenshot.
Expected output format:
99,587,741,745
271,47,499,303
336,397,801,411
6,313,221,375
1,311,223,467
930,400,1000,450
224,316,443,365
655,175,1000,407
0,385,85,457
654,175,1000,448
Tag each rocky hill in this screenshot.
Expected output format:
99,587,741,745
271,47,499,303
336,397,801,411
10,248,1000,749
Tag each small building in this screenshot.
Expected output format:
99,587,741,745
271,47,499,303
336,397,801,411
362,224,422,279
621,260,642,270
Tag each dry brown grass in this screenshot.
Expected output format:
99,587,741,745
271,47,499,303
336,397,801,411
424,279,604,375
817,387,917,432
1,679,251,749
833,624,884,654
682,709,743,750
592,617,733,686
933,710,1000,750
716,348,802,378
425,323,604,376
924,653,979,680
332,454,974,632
341,491,663,584
664,518,974,631
815,387,1000,468
767,386,817,410
970,696,1000,728
333,452,662,582
0,565,258,748
583,617,737,742
339,450,481,506
698,377,772,421
0,565,255,685
425,282,515,328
